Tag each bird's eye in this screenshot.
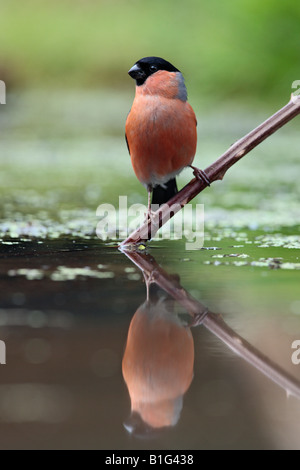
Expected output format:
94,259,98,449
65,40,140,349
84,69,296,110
149,65,158,72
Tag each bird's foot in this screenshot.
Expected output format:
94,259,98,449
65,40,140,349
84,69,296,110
143,208,156,224
190,166,211,186
189,310,209,327
143,270,158,300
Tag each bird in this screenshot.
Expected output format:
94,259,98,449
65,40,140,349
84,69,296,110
125,56,210,219
122,293,194,433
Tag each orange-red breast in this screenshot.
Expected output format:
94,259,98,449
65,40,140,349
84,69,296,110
122,295,194,433
125,57,198,212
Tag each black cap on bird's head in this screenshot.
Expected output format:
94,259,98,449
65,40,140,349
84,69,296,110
128,57,180,86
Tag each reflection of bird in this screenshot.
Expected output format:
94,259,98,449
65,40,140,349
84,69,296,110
122,294,194,434
126,56,209,217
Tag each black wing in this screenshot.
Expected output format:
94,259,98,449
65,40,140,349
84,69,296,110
125,133,130,155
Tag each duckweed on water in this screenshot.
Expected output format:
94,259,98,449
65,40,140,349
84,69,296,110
126,273,141,281
124,267,136,273
51,267,115,281
8,268,44,280
204,256,300,270
256,234,300,249
7,265,116,281
211,253,250,259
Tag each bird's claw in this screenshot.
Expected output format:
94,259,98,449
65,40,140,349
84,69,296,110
143,209,156,224
190,166,211,186
188,309,209,327
143,270,158,300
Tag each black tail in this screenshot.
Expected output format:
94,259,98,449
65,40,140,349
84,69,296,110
151,178,178,207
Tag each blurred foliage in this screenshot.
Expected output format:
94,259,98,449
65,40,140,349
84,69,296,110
0,0,299,104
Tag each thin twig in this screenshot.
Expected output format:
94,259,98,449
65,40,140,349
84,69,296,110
123,249,300,399
124,250,208,321
120,95,300,248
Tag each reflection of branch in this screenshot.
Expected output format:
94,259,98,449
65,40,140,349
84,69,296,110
202,314,300,398
125,250,208,321
123,249,300,399
120,96,300,247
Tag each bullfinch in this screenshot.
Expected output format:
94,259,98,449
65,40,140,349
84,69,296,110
122,293,194,434
125,56,210,217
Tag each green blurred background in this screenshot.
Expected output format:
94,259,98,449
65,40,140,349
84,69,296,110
0,0,299,105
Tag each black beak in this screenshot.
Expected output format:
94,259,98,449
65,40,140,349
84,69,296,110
128,64,146,83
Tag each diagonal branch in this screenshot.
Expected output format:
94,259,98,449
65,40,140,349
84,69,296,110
123,249,300,399
120,95,300,248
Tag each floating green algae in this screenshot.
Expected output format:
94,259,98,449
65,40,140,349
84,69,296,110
7,265,116,281
8,268,44,280
50,266,115,281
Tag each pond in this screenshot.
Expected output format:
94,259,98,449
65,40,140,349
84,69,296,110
0,91,299,449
